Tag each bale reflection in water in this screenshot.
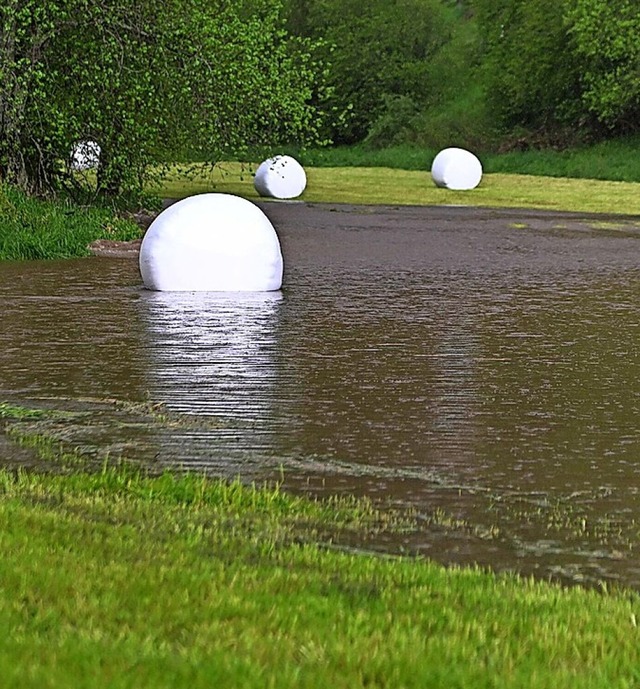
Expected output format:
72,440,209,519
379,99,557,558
4,203,640,588
137,290,285,476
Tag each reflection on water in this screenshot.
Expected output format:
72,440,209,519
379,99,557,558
139,290,283,417
2,204,640,588
135,290,287,477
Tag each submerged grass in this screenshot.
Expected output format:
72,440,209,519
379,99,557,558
2,403,640,688
0,403,50,420
154,162,640,216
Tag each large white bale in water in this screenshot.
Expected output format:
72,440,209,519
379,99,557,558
139,193,283,292
254,155,307,199
71,140,101,170
431,147,483,190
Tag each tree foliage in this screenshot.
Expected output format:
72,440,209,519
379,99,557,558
473,0,582,138
473,0,640,145
0,0,322,198
3,0,639,187
284,0,470,145
565,0,640,130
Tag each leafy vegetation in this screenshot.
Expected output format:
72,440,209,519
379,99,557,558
565,0,640,129
281,0,640,150
0,183,140,260
284,0,481,147
0,0,323,198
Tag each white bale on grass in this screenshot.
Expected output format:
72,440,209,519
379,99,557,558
71,140,101,170
139,193,283,292
254,155,307,199
431,147,482,190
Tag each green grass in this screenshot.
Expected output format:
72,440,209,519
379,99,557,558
483,137,640,182
0,183,141,260
2,460,640,689
153,162,640,215
0,402,639,688
290,136,640,183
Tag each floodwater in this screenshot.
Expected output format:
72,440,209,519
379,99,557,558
2,202,640,589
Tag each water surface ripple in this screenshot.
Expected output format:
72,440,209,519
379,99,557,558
2,203,640,588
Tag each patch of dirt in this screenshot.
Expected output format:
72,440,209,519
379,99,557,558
88,237,143,258
88,209,156,257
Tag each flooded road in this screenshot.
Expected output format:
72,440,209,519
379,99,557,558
2,202,640,588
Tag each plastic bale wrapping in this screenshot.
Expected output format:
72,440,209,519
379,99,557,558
254,155,307,199
70,140,101,171
139,193,283,292
431,147,483,190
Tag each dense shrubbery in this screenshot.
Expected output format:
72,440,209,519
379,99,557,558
284,0,640,151
566,0,640,130
473,0,640,148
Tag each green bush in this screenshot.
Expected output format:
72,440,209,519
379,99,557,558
566,0,640,130
483,134,640,181
473,0,583,140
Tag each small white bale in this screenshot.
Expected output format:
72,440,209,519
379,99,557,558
431,147,483,190
71,140,101,170
254,155,307,199
139,193,283,292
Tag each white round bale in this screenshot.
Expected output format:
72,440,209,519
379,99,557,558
139,193,283,292
254,155,307,199
431,147,483,190
71,140,101,170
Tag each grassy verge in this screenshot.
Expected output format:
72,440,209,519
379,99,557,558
153,162,640,216
1,404,640,688
0,183,141,260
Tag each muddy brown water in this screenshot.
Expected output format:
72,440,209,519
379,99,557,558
2,201,640,588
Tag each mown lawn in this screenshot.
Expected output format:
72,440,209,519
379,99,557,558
153,162,640,216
